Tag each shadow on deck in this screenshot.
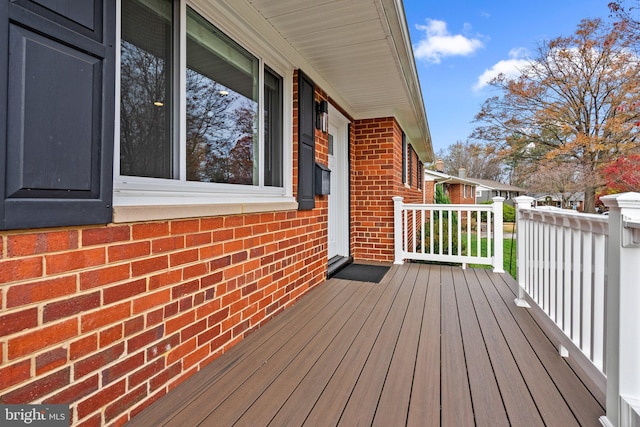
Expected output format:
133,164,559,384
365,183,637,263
127,263,604,426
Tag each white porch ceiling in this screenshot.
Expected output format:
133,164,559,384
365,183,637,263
246,0,433,162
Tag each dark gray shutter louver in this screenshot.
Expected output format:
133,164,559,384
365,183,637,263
0,0,115,230
401,132,407,185
409,146,414,187
297,73,315,210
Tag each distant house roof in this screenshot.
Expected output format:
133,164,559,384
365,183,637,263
424,169,479,186
465,178,527,193
424,170,527,193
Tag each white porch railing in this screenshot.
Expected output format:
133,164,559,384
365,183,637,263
514,193,640,427
514,198,608,373
393,196,505,272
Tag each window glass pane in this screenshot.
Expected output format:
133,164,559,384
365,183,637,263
264,67,283,187
120,0,174,178
186,8,259,185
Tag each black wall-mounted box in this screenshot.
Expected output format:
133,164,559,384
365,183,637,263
315,162,331,195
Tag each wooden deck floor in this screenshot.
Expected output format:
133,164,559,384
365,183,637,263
127,263,604,427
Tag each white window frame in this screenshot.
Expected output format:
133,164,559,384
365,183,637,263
113,0,295,222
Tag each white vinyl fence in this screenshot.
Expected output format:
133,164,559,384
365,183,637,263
514,198,608,373
393,196,505,272
515,193,640,427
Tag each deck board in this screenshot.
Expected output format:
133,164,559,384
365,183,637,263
127,264,605,427
471,268,580,426
338,263,420,426
233,279,379,426
198,280,370,426
405,264,440,427
303,264,411,426
439,266,475,426
463,266,545,426
451,266,510,427
485,270,604,427
372,264,428,426
266,270,393,426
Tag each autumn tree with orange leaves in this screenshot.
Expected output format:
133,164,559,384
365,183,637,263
609,1,640,41
472,18,640,212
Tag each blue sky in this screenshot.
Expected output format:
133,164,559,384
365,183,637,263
404,0,613,156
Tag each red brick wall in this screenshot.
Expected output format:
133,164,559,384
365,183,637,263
424,180,436,204
352,117,423,262
0,212,328,426
0,73,330,427
448,184,475,204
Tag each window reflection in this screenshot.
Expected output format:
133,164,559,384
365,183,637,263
264,67,283,187
120,0,174,179
120,3,284,188
186,8,258,185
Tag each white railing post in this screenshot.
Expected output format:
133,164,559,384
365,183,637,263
492,197,505,273
393,196,405,265
514,196,535,308
600,192,640,427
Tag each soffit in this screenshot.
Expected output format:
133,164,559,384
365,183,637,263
244,0,433,162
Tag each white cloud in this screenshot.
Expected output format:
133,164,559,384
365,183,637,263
473,48,530,92
414,19,484,64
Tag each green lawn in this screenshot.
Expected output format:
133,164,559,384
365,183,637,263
420,221,518,279
468,234,517,279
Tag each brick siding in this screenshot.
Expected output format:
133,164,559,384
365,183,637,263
424,181,436,204
0,210,328,426
352,117,423,262
448,184,476,205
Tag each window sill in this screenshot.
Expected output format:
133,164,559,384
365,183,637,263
113,200,298,223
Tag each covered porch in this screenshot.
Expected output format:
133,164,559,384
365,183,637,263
128,263,603,426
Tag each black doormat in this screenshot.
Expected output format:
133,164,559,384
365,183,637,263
333,263,390,283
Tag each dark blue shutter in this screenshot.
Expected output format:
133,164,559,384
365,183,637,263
0,0,115,230
298,73,315,210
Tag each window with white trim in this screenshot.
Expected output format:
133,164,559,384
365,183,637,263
115,0,291,210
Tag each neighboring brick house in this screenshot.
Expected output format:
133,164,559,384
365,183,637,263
424,169,477,204
425,167,527,206
0,1,432,425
